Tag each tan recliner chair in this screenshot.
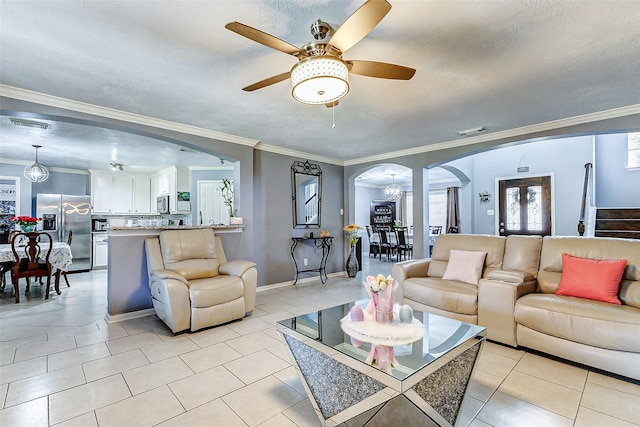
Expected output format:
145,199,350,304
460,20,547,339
145,229,257,333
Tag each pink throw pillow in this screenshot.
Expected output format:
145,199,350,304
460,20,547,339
556,253,626,305
442,250,487,285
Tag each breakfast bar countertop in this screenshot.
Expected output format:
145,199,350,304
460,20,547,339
109,224,246,231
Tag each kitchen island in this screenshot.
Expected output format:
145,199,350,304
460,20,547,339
106,225,245,321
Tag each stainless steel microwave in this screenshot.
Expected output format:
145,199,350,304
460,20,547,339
157,195,169,214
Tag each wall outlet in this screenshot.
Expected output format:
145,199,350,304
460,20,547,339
487,209,494,216
303,258,309,266
340,208,344,215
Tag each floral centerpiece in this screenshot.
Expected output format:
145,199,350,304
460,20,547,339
10,216,42,233
343,223,362,247
365,274,398,323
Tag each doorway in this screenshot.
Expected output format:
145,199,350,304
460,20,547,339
498,175,552,236
197,180,231,225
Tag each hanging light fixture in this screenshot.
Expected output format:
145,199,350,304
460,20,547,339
291,56,349,105
23,145,49,183
384,174,402,201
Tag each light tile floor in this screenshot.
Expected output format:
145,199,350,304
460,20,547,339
1,256,639,426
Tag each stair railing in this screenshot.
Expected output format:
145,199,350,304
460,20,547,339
578,162,593,236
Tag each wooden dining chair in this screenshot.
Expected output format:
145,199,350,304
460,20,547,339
365,225,380,259
377,226,396,261
395,226,413,261
10,231,53,303
0,231,21,294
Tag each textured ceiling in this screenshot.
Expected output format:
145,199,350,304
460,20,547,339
1,0,639,172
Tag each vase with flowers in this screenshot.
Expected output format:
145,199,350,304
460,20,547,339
364,274,398,323
10,216,42,233
343,223,363,278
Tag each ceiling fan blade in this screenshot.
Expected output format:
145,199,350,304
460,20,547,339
326,0,391,54
347,60,416,80
225,22,306,58
242,72,291,92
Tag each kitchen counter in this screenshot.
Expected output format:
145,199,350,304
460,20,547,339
109,224,245,231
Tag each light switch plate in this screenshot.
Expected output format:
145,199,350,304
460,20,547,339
487,209,494,216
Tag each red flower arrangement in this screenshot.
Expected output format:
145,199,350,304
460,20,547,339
10,216,42,227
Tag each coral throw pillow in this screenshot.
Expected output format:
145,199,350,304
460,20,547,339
442,250,487,285
556,253,627,304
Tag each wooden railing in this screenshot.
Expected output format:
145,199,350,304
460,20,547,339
578,162,593,236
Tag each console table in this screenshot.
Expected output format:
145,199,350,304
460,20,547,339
290,236,334,285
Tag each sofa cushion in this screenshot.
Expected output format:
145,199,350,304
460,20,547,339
428,234,505,279
403,277,478,315
515,293,640,352
442,250,486,285
556,253,626,304
188,275,244,308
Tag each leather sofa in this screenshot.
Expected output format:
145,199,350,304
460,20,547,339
145,229,257,333
393,234,640,380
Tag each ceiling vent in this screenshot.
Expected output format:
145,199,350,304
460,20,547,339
457,126,487,136
10,118,49,130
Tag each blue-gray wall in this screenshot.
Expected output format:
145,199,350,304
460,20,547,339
595,133,640,207
253,150,345,286
443,135,594,236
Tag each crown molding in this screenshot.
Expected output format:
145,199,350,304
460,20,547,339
254,142,344,166
0,85,259,148
344,104,640,166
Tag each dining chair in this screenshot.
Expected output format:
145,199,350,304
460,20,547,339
0,231,21,294
365,225,380,259
10,231,53,303
377,226,396,261
395,226,413,261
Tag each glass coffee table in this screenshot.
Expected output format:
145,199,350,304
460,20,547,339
277,300,486,427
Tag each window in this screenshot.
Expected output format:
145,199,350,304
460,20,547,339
428,190,447,232
629,132,640,168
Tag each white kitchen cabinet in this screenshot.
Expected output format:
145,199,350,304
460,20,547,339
133,176,151,213
90,171,151,214
151,166,178,212
92,233,109,269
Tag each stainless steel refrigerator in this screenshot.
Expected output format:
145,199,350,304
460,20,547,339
36,194,92,272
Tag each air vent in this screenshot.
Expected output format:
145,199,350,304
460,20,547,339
10,118,49,130
457,126,487,136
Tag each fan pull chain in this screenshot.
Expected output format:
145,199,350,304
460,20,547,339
332,102,336,129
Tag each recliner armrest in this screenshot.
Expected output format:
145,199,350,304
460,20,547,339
150,269,188,285
391,259,431,303
219,260,257,278
485,269,534,284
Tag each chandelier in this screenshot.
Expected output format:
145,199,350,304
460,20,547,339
384,174,402,201
291,56,349,105
24,145,49,183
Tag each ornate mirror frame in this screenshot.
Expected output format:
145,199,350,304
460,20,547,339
291,160,322,229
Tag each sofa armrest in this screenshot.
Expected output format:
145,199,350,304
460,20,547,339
150,269,188,285
392,259,431,304
478,271,536,347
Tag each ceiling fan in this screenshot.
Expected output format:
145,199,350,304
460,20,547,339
225,0,416,107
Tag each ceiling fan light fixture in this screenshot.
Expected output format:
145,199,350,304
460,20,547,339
291,56,349,105
24,145,49,183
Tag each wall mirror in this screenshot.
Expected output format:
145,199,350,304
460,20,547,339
291,160,322,228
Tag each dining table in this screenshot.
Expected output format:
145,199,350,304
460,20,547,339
0,242,73,296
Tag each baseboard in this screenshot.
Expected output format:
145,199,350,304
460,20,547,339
106,308,156,323
257,271,346,292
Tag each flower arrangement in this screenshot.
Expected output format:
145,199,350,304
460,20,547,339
10,216,42,232
219,178,234,217
343,223,363,247
364,274,398,323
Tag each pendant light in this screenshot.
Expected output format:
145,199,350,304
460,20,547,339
24,145,49,183
384,174,402,201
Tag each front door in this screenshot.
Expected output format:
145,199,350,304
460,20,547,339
498,176,552,236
